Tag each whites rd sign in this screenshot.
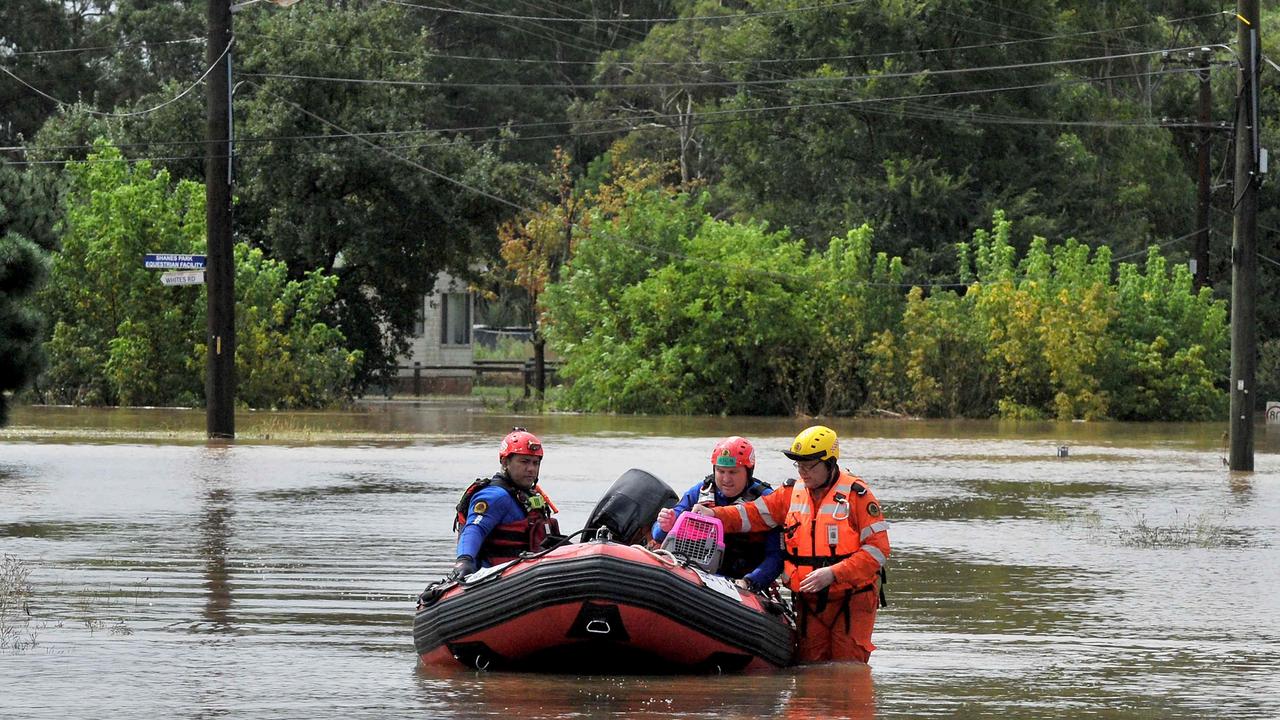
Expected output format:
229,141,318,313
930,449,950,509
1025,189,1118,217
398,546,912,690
160,270,206,286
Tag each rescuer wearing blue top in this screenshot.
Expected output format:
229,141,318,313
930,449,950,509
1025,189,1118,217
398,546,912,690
450,428,560,580
652,436,783,592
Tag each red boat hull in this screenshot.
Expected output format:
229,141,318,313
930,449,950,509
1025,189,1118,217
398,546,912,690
414,540,795,673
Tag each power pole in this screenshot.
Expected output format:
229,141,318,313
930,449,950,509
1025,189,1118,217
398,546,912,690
1194,50,1212,291
206,0,235,439
1229,0,1260,471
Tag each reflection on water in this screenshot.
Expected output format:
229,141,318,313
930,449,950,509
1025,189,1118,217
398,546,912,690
412,663,875,719
199,480,234,633
1,406,1278,718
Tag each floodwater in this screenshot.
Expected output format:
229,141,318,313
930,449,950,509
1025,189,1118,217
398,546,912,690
2,402,1278,719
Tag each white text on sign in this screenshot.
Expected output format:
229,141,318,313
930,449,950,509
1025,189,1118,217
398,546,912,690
145,253,207,269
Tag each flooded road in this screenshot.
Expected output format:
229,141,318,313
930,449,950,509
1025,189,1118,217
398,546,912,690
2,403,1278,718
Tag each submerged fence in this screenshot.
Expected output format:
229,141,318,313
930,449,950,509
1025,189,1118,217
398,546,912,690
375,360,562,398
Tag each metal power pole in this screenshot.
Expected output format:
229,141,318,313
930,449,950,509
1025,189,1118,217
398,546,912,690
1229,0,1259,471
1194,50,1212,292
206,0,235,438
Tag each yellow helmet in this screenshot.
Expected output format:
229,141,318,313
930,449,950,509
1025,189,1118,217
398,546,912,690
783,425,839,462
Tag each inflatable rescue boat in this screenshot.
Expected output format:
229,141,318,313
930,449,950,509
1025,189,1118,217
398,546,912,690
413,469,796,673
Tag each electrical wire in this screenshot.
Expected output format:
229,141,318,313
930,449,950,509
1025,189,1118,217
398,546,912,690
245,80,532,213
0,63,1209,163
235,11,1227,69
241,44,1217,91
432,0,624,58
3,36,204,57
1110,227,1206,263
381,0,869,24
0,39,231,119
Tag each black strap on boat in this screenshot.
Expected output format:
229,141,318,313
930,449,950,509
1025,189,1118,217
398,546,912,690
510,526,588,562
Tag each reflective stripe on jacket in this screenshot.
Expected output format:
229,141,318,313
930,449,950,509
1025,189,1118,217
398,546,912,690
712,469,889,595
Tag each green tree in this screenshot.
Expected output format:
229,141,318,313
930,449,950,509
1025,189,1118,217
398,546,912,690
0,163,58,424
230,2,541,388
543,188,904,415
493,148,581,398
39,140,357,408
870,211,1227,420
217,244,361,410
1104,248,1228,420
0,0,106,146
39,142,205,405
583,0,1216,279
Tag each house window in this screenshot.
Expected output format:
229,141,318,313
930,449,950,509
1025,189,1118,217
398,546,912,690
440,292,471,345
412,296,425,337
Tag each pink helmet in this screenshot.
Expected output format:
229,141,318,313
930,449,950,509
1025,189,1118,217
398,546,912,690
499,428,544,461
711,436,755,470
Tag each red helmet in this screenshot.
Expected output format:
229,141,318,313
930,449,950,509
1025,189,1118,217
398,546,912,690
499,428,544,462
711,436,755,470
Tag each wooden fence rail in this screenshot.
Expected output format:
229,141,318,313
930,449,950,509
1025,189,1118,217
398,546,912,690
386,360,561,397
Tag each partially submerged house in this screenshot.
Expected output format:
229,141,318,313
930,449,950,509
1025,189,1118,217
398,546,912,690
395,271,474,394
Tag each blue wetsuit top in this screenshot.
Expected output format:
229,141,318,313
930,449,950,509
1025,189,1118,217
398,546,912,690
456,481,531,567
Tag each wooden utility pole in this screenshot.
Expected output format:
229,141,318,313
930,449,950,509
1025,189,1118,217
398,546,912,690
206,0,235,439
1229,0,1259,471
1194,50,1212,291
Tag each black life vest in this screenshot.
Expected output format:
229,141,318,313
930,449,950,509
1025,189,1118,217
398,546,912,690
453,473,560,565
697,475,773,580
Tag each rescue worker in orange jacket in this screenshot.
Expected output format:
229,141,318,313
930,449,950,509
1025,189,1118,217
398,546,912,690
692,425,889,663
450,428,560,580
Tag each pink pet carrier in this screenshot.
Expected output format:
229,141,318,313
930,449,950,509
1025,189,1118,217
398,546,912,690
660,511,726,573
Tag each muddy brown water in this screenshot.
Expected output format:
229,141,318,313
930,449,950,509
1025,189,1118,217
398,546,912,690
1,403,1278,718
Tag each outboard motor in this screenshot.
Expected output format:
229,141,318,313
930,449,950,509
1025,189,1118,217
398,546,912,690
584,469,678,545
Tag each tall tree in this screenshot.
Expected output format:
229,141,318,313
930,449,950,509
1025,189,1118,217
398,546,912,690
36,141,359,408
231,2,540,387
493,148,581,397
0,162,58,424
583,0,1222,277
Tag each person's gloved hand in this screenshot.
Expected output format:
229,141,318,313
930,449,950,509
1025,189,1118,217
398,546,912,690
447,555,476,581
657,507,677,533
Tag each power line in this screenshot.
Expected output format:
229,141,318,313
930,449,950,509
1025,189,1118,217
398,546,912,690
3,36,204,57
1109,227,1206,263
381,0,869,24
432,0,625,58
0,39,231,119
242,44,1219,91
1,63,1205,162
246,80,532,213
236,11,1227,69
245,64,1202,138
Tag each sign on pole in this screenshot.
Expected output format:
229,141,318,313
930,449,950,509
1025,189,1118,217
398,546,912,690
1267,401,1280,425
160,270,206,286
145,253,207,269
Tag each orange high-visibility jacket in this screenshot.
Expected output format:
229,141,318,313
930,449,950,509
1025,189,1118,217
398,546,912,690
710,469,888,594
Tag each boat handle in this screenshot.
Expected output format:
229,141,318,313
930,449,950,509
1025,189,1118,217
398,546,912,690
585,620,611,635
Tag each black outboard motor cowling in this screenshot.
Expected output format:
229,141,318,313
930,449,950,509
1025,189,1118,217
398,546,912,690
584,469,678,545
